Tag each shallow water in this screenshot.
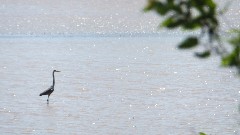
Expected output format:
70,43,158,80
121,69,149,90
0,36,239,134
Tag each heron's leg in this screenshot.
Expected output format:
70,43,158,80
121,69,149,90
47,95,49,104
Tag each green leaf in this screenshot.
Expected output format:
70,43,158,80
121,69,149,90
229,37,240,46
178,37,199,49
183,21,201,29
161,17,184,28
161,18,174,27
195,51,211,58
144,1,169,15
229,32,240,46
222,46,240,67
199,132,207,135
205,0,216,9
155,3,169,15
143,1,155,12
222,54,234,66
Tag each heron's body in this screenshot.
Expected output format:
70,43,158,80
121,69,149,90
39,86,54,96
39,70,60,103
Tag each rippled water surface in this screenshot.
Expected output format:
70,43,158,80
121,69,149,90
0,36,239,134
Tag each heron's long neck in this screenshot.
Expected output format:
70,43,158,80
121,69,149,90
52,71,55,87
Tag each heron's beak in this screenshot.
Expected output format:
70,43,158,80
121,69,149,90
56,71,61,72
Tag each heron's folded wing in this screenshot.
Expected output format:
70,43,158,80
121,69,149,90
39,86,53,96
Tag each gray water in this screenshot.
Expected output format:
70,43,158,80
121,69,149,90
0,36,239,135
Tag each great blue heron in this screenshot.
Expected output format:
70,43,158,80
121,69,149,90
39,70,60,103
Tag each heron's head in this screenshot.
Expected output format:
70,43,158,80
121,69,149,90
53,70,61,72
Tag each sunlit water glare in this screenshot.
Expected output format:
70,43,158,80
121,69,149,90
0,36,239,134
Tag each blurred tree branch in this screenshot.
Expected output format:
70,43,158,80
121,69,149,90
144,0,240,74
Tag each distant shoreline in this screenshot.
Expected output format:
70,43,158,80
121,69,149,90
0,32,199,39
